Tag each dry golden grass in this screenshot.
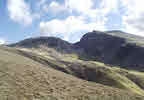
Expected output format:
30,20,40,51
0,46,144,100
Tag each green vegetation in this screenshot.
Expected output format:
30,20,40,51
106,31,144,46
0,46,144,99
2,46,144,96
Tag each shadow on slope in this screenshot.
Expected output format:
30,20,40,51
75,31,144,71
0,46,143,100
3,46,144,96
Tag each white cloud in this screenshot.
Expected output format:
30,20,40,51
39,16,106,41
7,0,33,26
101,0,119,14
65,0,119,15
42,4,49,12
36,0,46,7
37,0,112,23
32,13,41,19
121,0,144,36
43,1,66,14
38,0,112,41
122,16,144,36
40,19,67,36
65,0,93,14
0,39,5,45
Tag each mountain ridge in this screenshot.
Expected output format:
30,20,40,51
0,30,144,99
9,30,144,71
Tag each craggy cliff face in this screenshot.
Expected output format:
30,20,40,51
76,31,144,71
10,31,144,71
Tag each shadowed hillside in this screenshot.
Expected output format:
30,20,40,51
9,37,73,52
75,30,144,71
5,30,144,99
10,31,144,71
3,45,144,96
0,46,143,100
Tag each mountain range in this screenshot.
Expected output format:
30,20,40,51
0,30,144,99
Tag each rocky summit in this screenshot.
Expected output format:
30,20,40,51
75,30,144,71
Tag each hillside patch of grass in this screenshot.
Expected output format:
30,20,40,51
2,46,144,96
0,47,143,99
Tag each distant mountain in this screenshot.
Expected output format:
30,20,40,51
10,36,72,48
2,30,144,99
9,37,75,53
9,31,144,71
75,30,144,71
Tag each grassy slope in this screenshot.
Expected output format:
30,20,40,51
3,46,144,96
0,46,144,100
106,31,144,46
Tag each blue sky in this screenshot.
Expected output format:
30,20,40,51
0,0,144,44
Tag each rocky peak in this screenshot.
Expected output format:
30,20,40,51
10,37,72,48
76,30,144,71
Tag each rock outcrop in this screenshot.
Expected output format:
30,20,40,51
9,31,144,71
9,37,73,53
75,31,144,71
